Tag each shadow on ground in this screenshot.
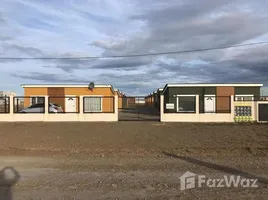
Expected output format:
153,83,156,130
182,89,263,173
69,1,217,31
0,167,20,200
163,151,268,186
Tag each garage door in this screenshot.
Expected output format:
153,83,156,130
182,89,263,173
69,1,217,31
258,104,268,122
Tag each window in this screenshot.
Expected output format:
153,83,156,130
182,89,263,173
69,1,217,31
176,95,196,113
235,95,254,101
30,97,45,105
84,97,102,112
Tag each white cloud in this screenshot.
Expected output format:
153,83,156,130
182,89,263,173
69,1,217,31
0,0,268,95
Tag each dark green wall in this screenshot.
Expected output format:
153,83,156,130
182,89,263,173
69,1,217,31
234,87,261,96
163,87,216,113
156,90,163,109
163,86,262,113
166,87,216,96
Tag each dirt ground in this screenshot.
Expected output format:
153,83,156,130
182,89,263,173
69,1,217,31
0,122,268,199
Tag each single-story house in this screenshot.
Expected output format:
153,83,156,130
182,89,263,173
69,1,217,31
154,88,163,110
162,83,262,113
21,84,115,113
114,89,124,109
161,83,264,122
145,93,155,106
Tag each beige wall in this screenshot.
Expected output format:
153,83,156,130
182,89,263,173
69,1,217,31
234,101,256,121
161,113,233,122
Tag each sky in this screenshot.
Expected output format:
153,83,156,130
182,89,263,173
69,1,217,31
1,0,268,95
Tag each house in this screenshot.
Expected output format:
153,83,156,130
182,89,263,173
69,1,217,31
145,93,154,106
0,91,16,104
0,91,16,97
161,83,263,122
21,84,115,113
154,88,163,110
135,97,145,104
114,89,124,109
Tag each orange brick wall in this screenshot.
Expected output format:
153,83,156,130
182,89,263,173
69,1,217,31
24,87,115,112
64,87,114,112
115,91,123,109
48,88,66,111
118,97,123,109
216,86,234,112
24,87,48,107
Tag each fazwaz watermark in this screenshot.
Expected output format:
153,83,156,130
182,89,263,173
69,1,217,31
180,171,258,190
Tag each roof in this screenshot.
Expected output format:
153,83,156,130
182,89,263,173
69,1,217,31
163,83,263,93
21,84,115,93
21,84,113,88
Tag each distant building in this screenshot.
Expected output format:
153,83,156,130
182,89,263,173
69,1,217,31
0,91,16,97
0,91,17,105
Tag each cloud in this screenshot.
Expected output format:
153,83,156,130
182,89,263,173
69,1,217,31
1,0,268,95
3,44,44,57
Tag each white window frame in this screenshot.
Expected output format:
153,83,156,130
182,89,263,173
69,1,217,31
83,95,103,112
176,95,197,113
30,96,45,105
235,94,254,101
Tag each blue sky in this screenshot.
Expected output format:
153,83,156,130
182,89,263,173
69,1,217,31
1,0,268,95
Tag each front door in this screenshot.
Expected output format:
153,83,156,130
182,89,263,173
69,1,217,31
204,95,216,113
65,97,76,112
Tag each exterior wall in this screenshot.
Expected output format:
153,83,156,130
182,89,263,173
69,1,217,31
64,87,114,113
164,87,216,113
48,87,66,111
115,91,123,109
122,96,128,108
24,87,48,107
118,96,123,109
150,95,153,105
155,90,162,110
234,101,256,122
235,87,261,96
161,113,234,122
0,95,118,122
24,87,114,113
160,95,235,122
162,85,262,114
216,86,234,112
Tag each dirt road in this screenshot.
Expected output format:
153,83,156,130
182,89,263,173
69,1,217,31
0,122,267,199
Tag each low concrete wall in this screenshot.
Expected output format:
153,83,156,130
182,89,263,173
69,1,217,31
160,95,235,122
0,95,118,122
161,113,233,122
0,113,118,122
